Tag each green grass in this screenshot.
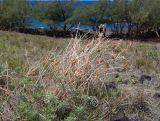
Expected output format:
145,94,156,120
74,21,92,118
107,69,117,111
131,42,160,73
0,31,68,72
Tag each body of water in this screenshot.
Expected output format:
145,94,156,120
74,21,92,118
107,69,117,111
26,18,128,32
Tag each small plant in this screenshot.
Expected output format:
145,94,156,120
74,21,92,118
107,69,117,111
17,96,40,121
83,96,99,109
65,106,88,121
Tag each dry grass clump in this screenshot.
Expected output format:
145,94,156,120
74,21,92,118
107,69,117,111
33,37,131,99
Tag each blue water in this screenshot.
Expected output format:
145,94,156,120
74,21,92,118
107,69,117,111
29,1,96,7
26,18,49,29
26,19,128,31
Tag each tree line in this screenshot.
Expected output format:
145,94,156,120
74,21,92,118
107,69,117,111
0,0,160,38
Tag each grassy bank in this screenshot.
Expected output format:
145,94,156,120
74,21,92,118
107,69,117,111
0,31,160,121
0,31,69,73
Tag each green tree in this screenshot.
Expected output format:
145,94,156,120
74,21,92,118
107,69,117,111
67,5,98,26
110,0,129,34
34,0,76,31
145,0,160,37
68,0,111,29
0,0,31,30
127,0,149,35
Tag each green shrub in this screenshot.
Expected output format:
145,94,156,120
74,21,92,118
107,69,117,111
17,96,40,121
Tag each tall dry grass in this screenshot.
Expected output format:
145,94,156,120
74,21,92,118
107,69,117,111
25,37,130,97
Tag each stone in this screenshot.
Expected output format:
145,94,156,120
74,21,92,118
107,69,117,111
155,85,160,90
98,24,107,38
153,93,160,99
139,75,152,84
105,81,117,90
111,110,130,121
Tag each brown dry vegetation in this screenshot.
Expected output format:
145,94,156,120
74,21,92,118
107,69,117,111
0,31,160,121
